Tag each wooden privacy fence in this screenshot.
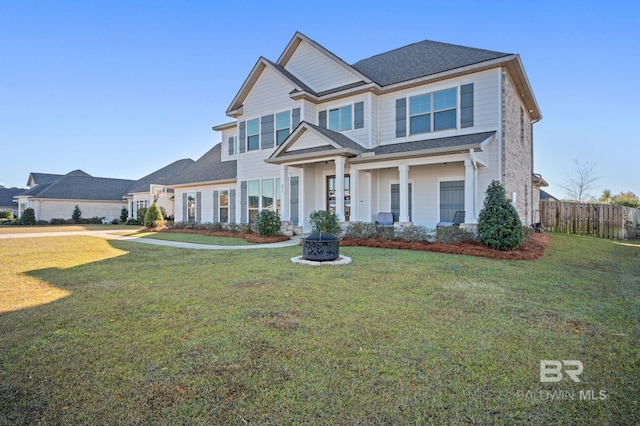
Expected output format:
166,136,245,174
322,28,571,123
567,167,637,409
539,200,640,239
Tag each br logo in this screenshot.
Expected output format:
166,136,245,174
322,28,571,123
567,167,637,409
540,360,583,382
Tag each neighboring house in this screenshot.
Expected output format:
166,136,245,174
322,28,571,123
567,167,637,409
15,170,134,221
16,160,195,222
123,158,194,220
196,32,544,232
170,143,237,223
540,189,557,201
0,187,25,216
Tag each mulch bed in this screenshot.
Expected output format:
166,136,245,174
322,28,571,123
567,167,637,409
340,232,551,260
157,227,551,260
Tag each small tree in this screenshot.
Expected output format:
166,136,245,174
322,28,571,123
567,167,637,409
72,205,82,224
120,207,128,223
309,210,341,235
559,159,599,202
477,180,524,251
143,203,165,228
0,210,14,220
255,210,281,237
20,207,36,226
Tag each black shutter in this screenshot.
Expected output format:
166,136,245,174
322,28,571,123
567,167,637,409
239,121,246,153
290,176,299,226
354,101,364,129
318,110,327,129
261,114,274,149
395,98,406,137
292,107,301,128
461,83,474,128
240,181,247,223
213,190,219,222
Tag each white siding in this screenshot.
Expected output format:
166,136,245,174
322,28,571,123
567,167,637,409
285,40,361,93
377,69,501,146
31,199,125,222
316,94,370,147
220,127,238,162
243,67,299,118
173,184,234,223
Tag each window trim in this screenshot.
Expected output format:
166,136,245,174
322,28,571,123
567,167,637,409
328,104,353,132
275,110,291,146
408,87,458,136
219,189,230,223
246,178,282,223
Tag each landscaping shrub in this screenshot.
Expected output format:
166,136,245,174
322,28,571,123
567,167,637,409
86,217,103,224
72,205,82,224
435,226,476,244
0,210,14,220
255,210,281,237
136,207,148,224
50,218,66,225
344,221,378,239
126,218,139,225
477,180,524,251
309,210,341,235
20,207,36,225
120,207,128,223
36,220,49,225
143,203,165,228
396,224,432,242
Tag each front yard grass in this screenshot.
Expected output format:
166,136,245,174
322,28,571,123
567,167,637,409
0,233,638,424
129,231,252,246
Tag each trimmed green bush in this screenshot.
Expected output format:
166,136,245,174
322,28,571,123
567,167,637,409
255,210,281,237
72,205,82,224
477,180,524,251
143,203,165,228
20,207,36,225
344,222,378,240
0,210,14,220
120,207,128,223
309,210,341,235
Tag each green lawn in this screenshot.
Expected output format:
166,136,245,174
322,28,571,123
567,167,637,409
0,233,638,424
129,231,253,246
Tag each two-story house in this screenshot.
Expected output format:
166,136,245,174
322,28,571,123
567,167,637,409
172,32,545,232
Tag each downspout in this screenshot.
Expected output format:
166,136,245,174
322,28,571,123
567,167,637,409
469,149,478,221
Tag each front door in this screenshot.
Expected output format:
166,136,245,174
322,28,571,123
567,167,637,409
326,175,350,221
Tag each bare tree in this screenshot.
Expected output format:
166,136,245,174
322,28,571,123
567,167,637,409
559,159,599,202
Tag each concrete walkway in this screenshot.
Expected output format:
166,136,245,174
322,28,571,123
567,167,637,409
0,229,302,250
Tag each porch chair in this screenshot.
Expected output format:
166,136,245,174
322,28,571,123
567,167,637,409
436,210,465,229
375,212,394,228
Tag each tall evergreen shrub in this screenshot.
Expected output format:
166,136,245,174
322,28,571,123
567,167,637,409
477,180,524,251
144,203,165,228
72,205,82,224
20,207,36,225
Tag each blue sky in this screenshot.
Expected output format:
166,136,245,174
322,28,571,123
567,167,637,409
1,0,638,200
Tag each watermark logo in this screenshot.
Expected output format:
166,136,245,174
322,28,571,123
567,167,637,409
540,360,583,382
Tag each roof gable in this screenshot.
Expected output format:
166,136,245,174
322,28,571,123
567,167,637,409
278,33,369,93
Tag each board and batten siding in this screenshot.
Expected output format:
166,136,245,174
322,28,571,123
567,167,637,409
284,40,361,93
377,69,501,146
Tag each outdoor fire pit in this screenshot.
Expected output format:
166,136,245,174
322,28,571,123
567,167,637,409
302,232,340,261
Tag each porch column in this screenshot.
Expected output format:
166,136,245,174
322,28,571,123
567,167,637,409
464,159,476,223
280,164,289,221
334,156,345,221
351,168,359,221
398,164,409,222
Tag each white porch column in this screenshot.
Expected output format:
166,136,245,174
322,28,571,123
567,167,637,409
280,164,289,221
350,168,359,221
464,159,476,223
335,156,345,221
398,164,409,222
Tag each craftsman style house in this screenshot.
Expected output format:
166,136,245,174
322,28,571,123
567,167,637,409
172,32,544,232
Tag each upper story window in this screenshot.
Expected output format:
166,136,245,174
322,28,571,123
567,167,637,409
276,111,290,146
409,88,457,135
247,118,260,151
329,105,352,132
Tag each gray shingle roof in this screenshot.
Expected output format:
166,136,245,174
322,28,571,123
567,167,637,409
126,158,194,194
171,143,237,185
0,187,26,207
367,131,495,156
304,122,366,152
26,174,134,201
351,40,510,86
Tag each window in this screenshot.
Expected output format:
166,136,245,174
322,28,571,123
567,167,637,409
276,111,290,146
439,181,464,222
326,175,351,221
247,118,260,151
229,135,238,155
219,190,229,223
328,105,352,131
187,193,196,222
409,88,457,135
247,179,281,223
135,200,148,219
